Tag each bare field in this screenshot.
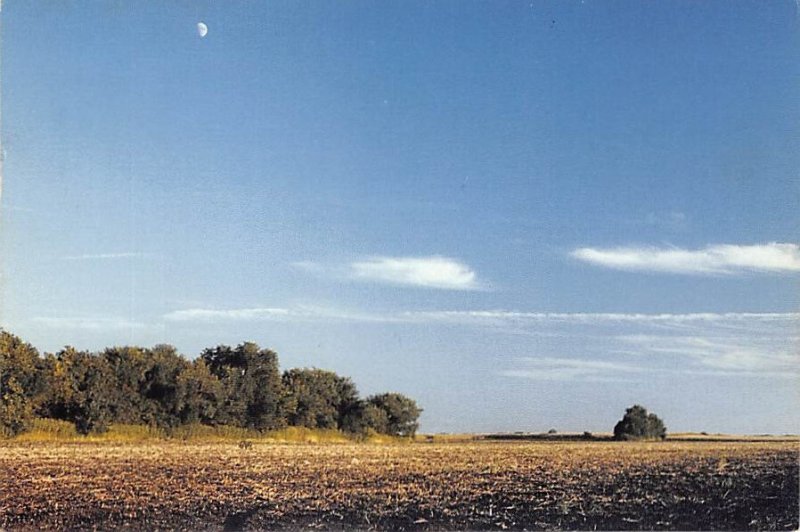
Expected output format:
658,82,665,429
0,440,797,530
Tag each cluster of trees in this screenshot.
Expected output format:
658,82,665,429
613,405,667,441
0,331,421,438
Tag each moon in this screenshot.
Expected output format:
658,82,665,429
197,22,208,38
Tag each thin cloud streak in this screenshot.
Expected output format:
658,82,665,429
499,356,644,382
571,243,800,274
163,305,404,324
403,310,799,325
63,252,152,261
164,308,291,322
31,317,147,331
163,306,798,326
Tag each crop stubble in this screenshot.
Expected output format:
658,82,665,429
0,440,797,530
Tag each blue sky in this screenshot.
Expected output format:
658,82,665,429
2,1,798,433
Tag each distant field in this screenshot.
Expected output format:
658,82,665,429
474,431,799,443
0,440,796,530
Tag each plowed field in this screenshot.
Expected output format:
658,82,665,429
0,440,796,530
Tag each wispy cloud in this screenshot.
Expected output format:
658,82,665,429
161,305,796,381
438,310,799,381
164,306,799,329
31,317,147,330
571,243,800,275
643,211,688,231
163,305,401,324
350,256,483,290
63,252,152,261
499,356,644,382
163,308,291,322
618,334,798,376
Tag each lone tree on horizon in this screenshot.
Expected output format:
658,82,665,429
613,405,667,441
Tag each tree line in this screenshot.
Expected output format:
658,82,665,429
0,331,421,438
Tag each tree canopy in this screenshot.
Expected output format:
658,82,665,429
367,393,422,437
613,405,667,441
0,330,422,438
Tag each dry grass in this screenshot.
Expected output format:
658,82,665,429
11,419,409,445
13,419,79,442
0,439,796,530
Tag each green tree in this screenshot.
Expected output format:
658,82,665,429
0,331,40,436
282,368,359,430
613,404,667,441
201,342,285,430
101,346,152,424
175,359,225,425
282,368,362,431
44,347,114,434
367,393,422,437
340,400,389,435
138,345,191,429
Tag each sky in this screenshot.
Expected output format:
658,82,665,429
1,1,798,434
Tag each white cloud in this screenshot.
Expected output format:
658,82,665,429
350,256,483,290
31,317,147,331
63,252,151,261
571,243,800,274
291,256,486,290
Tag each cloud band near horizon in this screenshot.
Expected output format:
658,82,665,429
162,306,799,326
